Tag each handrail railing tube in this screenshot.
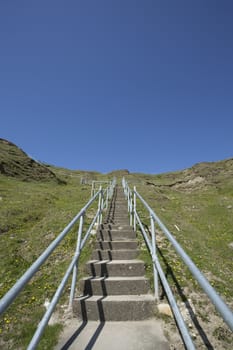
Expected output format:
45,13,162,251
134,211,152,253
138,191,233,332
0,190,101,316
130,196,133,226
154,256,196,350
133,186,136,231
150,215,159,300
134,205,195,348
100,190,104,224
28,251,81,350
105,187,109,209
127,189,130,212
80,209,101,250
29,186,111,348
0,180,116,349
30,204,103,348
97,187,102,225
69,215,84,308
123,177,233,332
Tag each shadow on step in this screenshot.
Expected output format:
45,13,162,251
60,321,105,350
90,262,109,278
98,241,113,250
97,250,113,261
60,321,87,349
84,277,108,297
79,296,107,322
98,229,113,241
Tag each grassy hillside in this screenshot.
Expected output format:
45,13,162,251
125,158,233,349
125,158,233,298
0,138,63,183
0,139,232,349
0,148,110,349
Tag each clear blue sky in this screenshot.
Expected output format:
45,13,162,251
1,1,233,174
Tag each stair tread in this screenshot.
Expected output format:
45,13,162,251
82,276,148,281
96,239,137,242
88,259,144,264
94,249,139,252
77,294,155,302
74,187,155,322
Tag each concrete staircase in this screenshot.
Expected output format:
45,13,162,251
73,186,156,321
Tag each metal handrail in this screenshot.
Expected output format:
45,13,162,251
122,177,233,349
0,179,116,349
91,179,115,197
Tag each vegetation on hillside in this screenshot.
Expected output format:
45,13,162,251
0,138,63,183
0,143,110,349
0,138,232,349
125,158,233,349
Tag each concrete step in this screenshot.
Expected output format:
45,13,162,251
110,212,129,216
112,220,130,225
73,294,156,321
103,220,130,226
109,218,129,223
104,211,129,215
92,249,139,261
103,212,129,217
55,320,170,350
99,224,133,231
111,217,130,222
97,230,136,241
104,217,129,222
81,276,150,296
114,205,128,209
95,240,138,250
86,260,145,277
107,222,130,227
106,207,128,212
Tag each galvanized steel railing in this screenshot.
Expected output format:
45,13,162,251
91,180,113,197
0,179,116,350
122,177,233,350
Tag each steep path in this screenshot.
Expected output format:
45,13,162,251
55,185,169,349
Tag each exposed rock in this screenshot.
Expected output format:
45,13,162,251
158,303,173,317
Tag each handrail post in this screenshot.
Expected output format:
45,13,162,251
133,186,136,231
97,186,102,225
106,186,109,209
130,194,133,226
127,189,130,212
69,214,84,308
122,177,126,195
150,215,159,300
100,189,104,224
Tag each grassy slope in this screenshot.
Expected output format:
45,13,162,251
0,166,110,349
125,159,233,348
1,147,233,349
0,138,61,183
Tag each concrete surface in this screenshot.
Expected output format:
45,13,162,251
54,320,170,350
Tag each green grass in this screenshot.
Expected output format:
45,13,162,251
0,168,111,349
124,160,233,350
124,162,233,348
1,152,233,349
126,165,233,301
